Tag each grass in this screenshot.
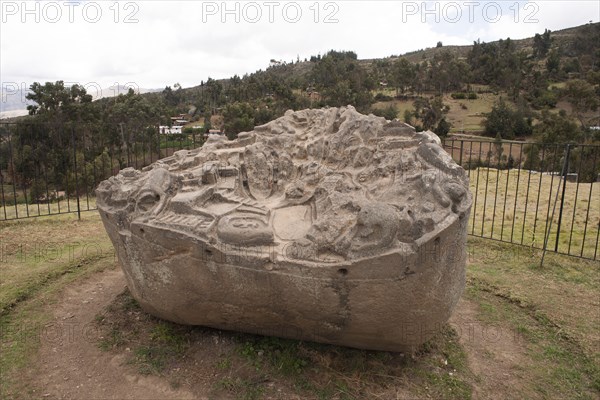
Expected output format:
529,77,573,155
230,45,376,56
469,237,600,396
371,98,415,122
95,293,474,399
1,196,97,221
216,376,266,400
0,211,111,315
87,237,599,399
441,92,500,133
95,290,193,376
133,321,190,374
371,90,503,133
466,278,599,399
1,175,599,399
0,211,116,397
466,168,599,258
0,259,117,398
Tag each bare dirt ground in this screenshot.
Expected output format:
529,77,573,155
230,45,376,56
450,299,529,400
24,268,198,400
19,267,531,400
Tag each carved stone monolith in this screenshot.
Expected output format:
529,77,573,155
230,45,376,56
96,106,472,351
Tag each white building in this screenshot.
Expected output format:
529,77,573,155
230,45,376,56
159,126,183,135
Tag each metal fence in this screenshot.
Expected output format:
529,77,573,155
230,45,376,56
1,122,598,260
443,138,599,260
0,121,204,220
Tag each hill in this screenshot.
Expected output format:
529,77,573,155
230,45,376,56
160,22,598,139
5,22,599,143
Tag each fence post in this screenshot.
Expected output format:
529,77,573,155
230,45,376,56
459,140,464,166
71,125,81,220
157,125,161,160
554,144,571,252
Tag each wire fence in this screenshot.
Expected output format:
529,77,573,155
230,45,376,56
1,122,598,260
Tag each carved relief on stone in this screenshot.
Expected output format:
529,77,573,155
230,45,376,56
97,106,472,352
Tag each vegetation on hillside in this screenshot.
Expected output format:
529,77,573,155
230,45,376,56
8,23,600,140
1,23,599,204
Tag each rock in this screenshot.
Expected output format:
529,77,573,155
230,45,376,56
96,106,472,352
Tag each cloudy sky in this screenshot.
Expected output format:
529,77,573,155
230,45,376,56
1,0,599,98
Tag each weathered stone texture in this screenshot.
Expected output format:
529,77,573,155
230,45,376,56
97,106,472,351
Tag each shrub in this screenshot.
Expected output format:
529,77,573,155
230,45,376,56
372,104,398,120
374,93,394,102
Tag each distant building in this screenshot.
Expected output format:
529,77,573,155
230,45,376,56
170,113,190,126
159,126,183,134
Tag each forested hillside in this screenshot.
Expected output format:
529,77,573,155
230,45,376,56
4,22,600,144
1,22,599,206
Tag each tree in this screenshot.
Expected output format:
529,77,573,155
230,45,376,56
533,29,552,58
563,79,599,128
428,51,469,94
310,50,374,112
223,102,255,140
162,86,178,106
483,99,532,139
205,77,224,106
567,23,600,68
526,110,583,174
403,109,413,124
534,110,582,144
25,81,93,121
392,58,416,95
467,38,528,94
372,104,398,120
434,118,451,137
203,111,212,132
546,49,561,75
106,88,161,128
413,96,448,131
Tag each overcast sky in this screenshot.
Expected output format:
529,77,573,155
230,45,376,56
1,0,599,98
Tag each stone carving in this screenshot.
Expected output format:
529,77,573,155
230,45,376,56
96,106,472,352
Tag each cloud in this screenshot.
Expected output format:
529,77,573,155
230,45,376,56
1,1,598,90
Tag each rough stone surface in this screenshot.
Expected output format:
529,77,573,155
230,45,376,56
96,106,472,352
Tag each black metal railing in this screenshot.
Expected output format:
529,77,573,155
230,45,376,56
443,137,599,260
0,121,204,220
1,122,598,261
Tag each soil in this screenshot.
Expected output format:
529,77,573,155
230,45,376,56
20,268,529,400
449,298,530,400
23,268,199,400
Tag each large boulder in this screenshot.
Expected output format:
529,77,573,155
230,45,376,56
96,106,472,352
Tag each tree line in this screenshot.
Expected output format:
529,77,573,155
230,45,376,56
1,24,599,203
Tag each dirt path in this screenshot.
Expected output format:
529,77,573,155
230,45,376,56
23,268,530,400
26,268,199,400
449,298,530,400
